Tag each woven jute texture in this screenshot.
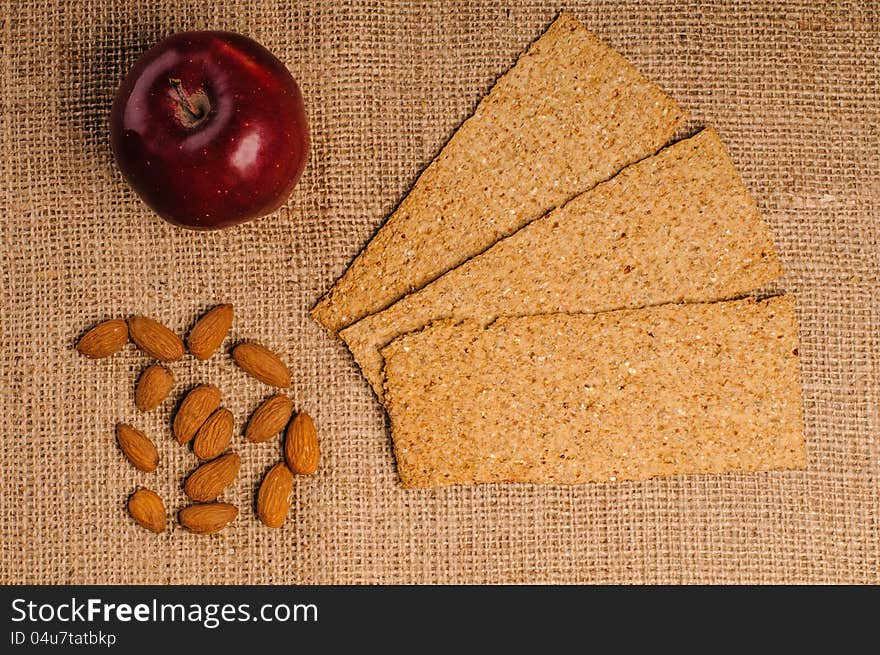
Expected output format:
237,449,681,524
2,1,878,584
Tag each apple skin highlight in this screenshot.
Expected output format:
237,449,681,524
111,31,309,230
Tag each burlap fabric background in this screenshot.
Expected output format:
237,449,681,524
2,0,878,584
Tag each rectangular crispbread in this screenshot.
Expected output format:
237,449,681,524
311,13,686,333
341,128,783,399
382,296,806,488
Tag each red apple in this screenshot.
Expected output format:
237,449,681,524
110,31,309,230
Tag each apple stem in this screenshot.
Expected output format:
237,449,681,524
169,78,203,120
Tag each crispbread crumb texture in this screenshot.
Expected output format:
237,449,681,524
312,13,686,333
342,128,783,399
382,296,805,488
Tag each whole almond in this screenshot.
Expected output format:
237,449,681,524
193,407,234,460
232,342,291,388
173,384,221,444
128,316,185,362
246,394,293,443
285,412,320,475
116,423,159,473
76,319,128,359
187,304,234,360
179,503,238,534
184,452,240,501
135,364,174,412
128,488,166,533
257,462,294,528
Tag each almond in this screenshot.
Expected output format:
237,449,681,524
179,503,238,534
128,316,185,362
285,412,320,475
246,394,293,443
257,462,294,528
193,407,234,460
76,319,128,358
173,384,221,444
135,364,174,412
187,304,234,360
128,488,166,533
232,342,291,388
116,423,159,472
184,452,240,501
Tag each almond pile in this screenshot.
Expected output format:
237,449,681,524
76,304,321,535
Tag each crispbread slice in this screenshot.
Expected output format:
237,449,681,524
382,296,805,488
312,13,686,334
342,128,783,399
